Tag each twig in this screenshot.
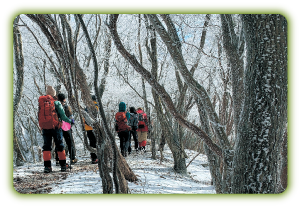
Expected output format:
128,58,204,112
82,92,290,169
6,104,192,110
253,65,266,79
186,151,202,168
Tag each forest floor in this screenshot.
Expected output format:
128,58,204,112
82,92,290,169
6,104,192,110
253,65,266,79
13,157,98,194
13,144,215,194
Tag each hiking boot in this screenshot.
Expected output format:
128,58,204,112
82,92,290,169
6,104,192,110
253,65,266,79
44,167,52,173
61,163,71,172
92,159,98,164
71,158,78,164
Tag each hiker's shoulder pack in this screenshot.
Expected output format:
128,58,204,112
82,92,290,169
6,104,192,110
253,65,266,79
63,104,72,118
115,111,131,132
38,95,62,129
128,113,138,127
138,112,147,128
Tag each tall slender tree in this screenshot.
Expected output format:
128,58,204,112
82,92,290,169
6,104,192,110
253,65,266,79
13,15,26,166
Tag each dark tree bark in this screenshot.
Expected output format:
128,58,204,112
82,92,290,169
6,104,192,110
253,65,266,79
231,14,288,194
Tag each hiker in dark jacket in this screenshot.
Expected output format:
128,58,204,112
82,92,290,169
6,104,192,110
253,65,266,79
128,107,139,153
115,102,131,157
38,86,74,173
55,93,77,165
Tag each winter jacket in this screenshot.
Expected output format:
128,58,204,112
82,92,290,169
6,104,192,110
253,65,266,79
119,102,130,121
84,101,98,131
136,109,148,132
54,101,71,123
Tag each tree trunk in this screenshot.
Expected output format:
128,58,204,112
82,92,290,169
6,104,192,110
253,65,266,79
145,15,186,172
277,125,287,193
220,14,245,138
231,14,287,194
196,96,223,193
77,14,133,193
13,16,25,166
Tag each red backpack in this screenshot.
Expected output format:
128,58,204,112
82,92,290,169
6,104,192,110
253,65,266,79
38,95,61,129
115,112,131,132
138,112,147,128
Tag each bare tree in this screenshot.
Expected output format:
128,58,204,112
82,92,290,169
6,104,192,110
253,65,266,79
23,14,137,194
108,14,223,159
108,14,287,194
220,14,245,138
13,15,26,166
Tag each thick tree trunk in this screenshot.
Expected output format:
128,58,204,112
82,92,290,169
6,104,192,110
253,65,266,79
232,14,287,194
276,126,287,193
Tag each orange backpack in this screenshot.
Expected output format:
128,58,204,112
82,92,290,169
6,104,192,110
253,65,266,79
115,112,131,132
38,95,62,129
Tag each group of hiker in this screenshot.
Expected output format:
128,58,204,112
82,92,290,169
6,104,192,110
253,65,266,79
115,102,149,157
38,85,149,173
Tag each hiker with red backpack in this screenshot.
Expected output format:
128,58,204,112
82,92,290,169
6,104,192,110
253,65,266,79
115,102,131,157
38,86,74,173
54,93,78,166
136,107,148,153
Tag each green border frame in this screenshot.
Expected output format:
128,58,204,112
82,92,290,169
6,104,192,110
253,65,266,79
1,2,299,205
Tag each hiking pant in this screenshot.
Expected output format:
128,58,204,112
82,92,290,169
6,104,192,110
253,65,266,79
129,129,138,152
55,129,76,161
137,131,147,150
42,128,66,167
118,130,130,156
87,130,97,160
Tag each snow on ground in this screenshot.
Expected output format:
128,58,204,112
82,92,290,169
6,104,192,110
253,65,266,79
14,139,216,194
47,146,215,194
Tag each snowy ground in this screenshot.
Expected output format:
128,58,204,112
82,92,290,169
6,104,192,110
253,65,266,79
13,138,215,194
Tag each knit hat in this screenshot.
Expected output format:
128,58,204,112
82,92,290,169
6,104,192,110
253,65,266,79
129,107,136,113
57,93,66,102
119,102,126,112
46,86,56,97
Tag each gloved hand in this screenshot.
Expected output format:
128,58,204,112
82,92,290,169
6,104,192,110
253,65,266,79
71,119,75,125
